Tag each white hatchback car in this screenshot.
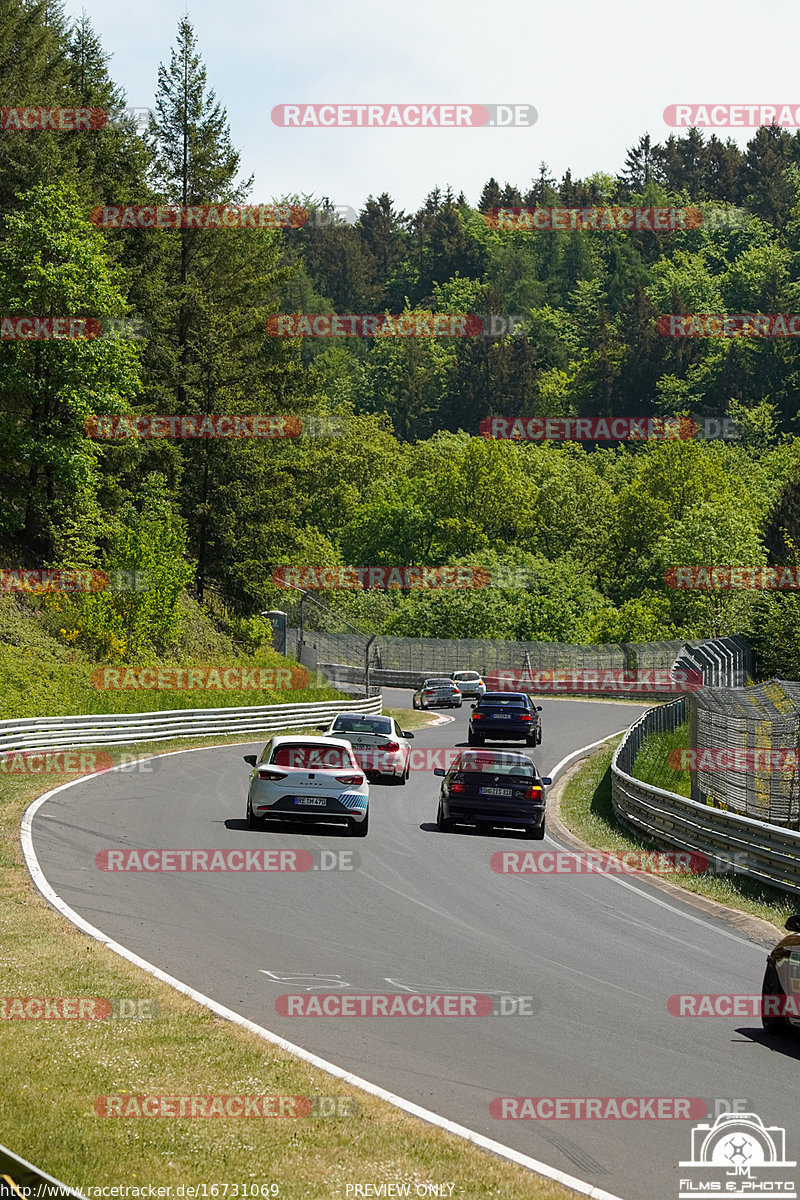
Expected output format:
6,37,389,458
244,736,369,836
450,670,486,699
317,712,414,784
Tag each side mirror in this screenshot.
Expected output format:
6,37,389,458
402,731,415,739
433,768,446,777
785,914,800,932
540,776,552,786
315,724,328,732
243,754,257,767
470,703,477,709
536,706,542,712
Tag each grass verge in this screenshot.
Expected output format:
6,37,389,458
630,720,691,797
0,725,573,1199
558,738,796,933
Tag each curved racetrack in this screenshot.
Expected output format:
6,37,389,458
27,690,800,1200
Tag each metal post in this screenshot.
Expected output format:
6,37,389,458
299,592,307,658
366,635,377,696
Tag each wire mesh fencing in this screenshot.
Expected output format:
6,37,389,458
689,679,800,828
290,630,752,696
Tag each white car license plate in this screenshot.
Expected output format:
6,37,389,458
494,713,513,719
481,787,512,797
295,797,326,806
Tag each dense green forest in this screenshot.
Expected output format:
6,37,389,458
3,0,800,682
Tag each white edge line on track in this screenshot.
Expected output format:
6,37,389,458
545,734,764,952
18,742,626,1200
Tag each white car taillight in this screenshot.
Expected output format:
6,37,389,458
336,774,365,785
258,767,288,781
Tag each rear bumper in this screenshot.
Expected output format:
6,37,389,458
470,723,536,739
356,750,405,776
253,793,368,821
443,797,545,826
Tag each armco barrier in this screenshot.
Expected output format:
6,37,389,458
0,695,382,757
611,700,800,896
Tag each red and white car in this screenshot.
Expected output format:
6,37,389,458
317,712,414,784
243,735,369,835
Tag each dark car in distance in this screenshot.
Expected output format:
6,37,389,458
761,914,800,1034
468,691,542,746
434,748,551,838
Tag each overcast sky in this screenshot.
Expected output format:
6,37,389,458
80,0,798,214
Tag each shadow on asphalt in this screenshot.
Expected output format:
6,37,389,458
224,817,353,837
735,1026,800,1059
419,821,538,840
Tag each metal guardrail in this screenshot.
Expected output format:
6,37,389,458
0,696,383,756
611,701,800,897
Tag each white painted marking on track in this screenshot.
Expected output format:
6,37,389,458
21,767,625,1200
545,736,767,954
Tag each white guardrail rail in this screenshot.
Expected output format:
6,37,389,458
611,701,800,897
0,695,383,757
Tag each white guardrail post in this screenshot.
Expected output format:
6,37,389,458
0,695,383,757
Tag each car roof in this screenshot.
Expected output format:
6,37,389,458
270,734,355,750
331,712,391,722
457,749,538,768
460,747,531,758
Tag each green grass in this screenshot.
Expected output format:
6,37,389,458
0,594,343,719
383,706,432,731
0,725,574,1198
630,720,692,796
559,738,795,932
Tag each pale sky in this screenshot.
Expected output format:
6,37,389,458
80,0,798,214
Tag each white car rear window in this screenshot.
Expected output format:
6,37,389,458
271,744,354,769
